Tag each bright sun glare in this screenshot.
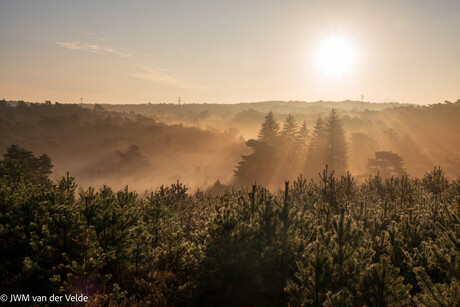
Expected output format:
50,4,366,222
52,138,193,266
315,36,356,76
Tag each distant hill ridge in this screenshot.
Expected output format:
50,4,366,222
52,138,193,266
2,99,405,111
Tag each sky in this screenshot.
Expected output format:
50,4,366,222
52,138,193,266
1,0,459,105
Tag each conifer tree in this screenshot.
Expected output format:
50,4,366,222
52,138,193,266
413,267,460,307
3,144,35,162
358,258,411,306
258,111,280,145
234,139,275,186
422,166,449,203
279,115,300,179
319,209,374,294
1,144,53,184
296,120,309,149
281,114,298,142
325,109,348,175
306,116,327,176
286,239,332,306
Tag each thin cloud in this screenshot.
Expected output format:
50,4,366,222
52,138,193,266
132,69,207,90
55,41,133,58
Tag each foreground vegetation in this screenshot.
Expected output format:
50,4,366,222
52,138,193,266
1,147,459,306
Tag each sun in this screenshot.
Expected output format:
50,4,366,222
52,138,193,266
315,36,356,76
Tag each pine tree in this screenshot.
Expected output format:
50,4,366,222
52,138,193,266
296,120,309,149
413,267,460,307
281,114,298,143
325,109,348,175
278,115,300,179
258,111,280,145
319,209,374,294
306,116,327,176
422,166,449,203
286,239,332,306
411,205,460,306
358,258,411,306
234,139,275,186
1,144,53,184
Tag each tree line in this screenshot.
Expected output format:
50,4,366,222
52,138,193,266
234,110,349,187
234,110,410,188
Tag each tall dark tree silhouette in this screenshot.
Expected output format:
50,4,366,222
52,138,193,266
279,114,300,180
296,120,309,149
306,116,327,176
258,111,280,145
281,114,298,143
233,140,275,186
325,109,348,175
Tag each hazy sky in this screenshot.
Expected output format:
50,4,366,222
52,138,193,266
1,0,459,104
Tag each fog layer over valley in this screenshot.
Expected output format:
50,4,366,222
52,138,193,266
0,101,246,191
1,99,460,191
90,100,460,179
